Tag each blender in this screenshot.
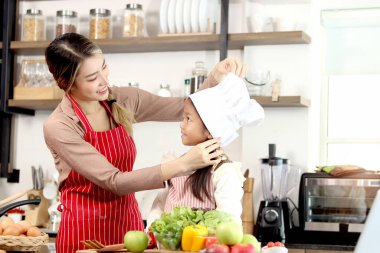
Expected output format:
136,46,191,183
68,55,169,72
255,144,291,244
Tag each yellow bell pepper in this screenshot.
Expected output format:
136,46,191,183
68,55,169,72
181,225,208,252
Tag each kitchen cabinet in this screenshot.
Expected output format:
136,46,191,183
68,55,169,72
0,0,311,177
3,0,312,113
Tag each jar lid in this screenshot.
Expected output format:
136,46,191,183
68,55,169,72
57,10,78,17
26,9,43,15
126,3,143,10
89,8,111,16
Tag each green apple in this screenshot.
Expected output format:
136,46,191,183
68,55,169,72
124,230,148,253
216,221,243,245
241,234,261,253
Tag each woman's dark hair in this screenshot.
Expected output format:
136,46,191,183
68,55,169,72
45,33,102,92
45,33,134,134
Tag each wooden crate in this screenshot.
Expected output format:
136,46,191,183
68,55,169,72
14,86,64,100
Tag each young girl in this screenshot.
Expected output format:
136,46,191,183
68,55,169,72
147,73,264,226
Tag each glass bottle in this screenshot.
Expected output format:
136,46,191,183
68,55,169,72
22,9,46,41
55,10,79,37
183,79,191,97
190,61,208,94
123,3,145,37
89,8,111,39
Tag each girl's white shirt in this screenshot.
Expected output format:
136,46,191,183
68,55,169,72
146,161,245,228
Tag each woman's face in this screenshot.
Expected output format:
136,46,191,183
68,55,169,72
180,99,211,146
70,54,110,101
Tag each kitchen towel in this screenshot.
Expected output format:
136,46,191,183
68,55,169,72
190,73,264,146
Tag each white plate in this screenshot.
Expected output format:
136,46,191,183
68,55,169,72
190,0,200,33
183,0,192,33
167,0,177,33
175,0,185,33
160,0,170,34
199,0,217,33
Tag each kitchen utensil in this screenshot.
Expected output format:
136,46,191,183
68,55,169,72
81,240,105,249
25,189,50,227
31,166,37,189
0,189,40,217
38,165,44,189
43,181,58,200
80,240,125,251
0,189,31,207
0,199,41,217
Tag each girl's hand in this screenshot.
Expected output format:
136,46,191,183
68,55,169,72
182,138,223,172
210,57,247,83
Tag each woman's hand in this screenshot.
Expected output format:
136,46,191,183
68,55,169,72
181,138,223,172
160,138,223,180
210,57,247,84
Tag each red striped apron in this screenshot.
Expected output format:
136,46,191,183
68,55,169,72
56,95,143,253
164,175,216,212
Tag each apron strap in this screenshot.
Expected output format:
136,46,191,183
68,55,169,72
101,100,119,127
66,94,94,133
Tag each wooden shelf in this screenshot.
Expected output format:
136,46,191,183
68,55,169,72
10,31,311,54
8,96,310,110
229,31,311,48
8,99,61,110
251,96,310,107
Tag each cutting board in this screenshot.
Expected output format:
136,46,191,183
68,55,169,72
241,169,254,234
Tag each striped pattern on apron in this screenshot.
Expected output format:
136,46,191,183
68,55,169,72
164,175,216,212
56,95,143,253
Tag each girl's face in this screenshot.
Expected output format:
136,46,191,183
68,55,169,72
180,99,211,146
70,54,110,101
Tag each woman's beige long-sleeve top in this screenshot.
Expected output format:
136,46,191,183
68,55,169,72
43,78,216,197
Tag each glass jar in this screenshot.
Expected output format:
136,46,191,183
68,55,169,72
22,9,46,41
55,10,79,37
190,61,208,94
89,8,111,39
123,3,145,37
157,84,172,97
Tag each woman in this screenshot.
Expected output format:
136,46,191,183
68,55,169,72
43,33,246,252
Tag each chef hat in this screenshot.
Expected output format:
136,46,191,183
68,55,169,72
189,73,264,147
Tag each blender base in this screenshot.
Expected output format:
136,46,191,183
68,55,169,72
254,200,290,245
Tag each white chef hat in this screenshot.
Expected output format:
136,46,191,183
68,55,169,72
189,73,264,147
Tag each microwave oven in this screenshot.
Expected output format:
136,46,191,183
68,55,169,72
297,172,380,245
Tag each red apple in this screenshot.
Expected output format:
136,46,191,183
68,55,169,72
206,243,230,253
231,243,255,253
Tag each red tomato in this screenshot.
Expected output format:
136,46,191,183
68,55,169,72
267,242,274,248
230,243,255,253
274,241,284,247
205,237,218,248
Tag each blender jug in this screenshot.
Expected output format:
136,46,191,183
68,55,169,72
261,143,289,201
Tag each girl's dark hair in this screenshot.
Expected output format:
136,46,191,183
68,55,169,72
186,157,230,202
45,33,134,134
